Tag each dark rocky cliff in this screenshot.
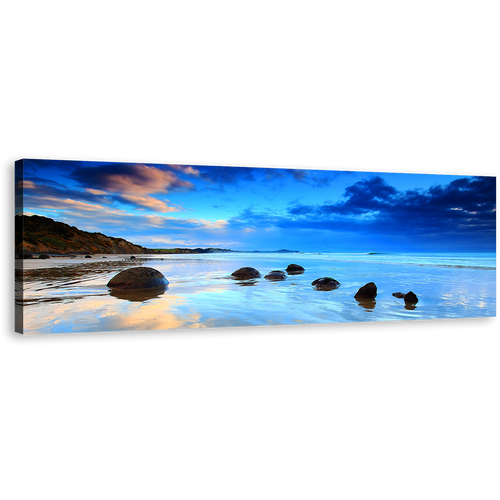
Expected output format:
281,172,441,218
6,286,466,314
16,215,155,255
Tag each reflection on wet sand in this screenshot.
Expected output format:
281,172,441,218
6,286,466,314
233,280,259,287
109,286,167,303
355,297,377,311
20,260,141,287
22,292,198,334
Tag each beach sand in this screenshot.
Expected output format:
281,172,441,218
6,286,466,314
16,252,496,334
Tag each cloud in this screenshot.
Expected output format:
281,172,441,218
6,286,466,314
166,164,200,176
288,169,351,187
118,194,179,213
17,180,36,189
22,162,196,214
34,197,109,213
196,165,257,187
289,204,315,215
150,237,191,246
285,175,496,237
69,163,195,195
86,188,108,195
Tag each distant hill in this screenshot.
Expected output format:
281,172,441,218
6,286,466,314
15,215,154,255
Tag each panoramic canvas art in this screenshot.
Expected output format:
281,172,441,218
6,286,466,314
15,159,496,334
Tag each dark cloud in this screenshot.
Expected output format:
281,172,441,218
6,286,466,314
289,176,497,218
289,204,315,215
285,175,496,238
69,163,194,194
196,165,257,187
287,169,348,187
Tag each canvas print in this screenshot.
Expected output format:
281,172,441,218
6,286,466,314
15,159,496,334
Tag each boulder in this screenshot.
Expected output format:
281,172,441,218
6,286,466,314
404,291,418,304
265,270,287,280
107,267,169,290
85,255,92,258
286,264,305,275
130,255,136,260
354,282,377,299
312,277,341,290
231,267,261,279
392,291,419,304
38,253,50,259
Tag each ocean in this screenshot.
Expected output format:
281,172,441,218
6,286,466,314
16,252,496,334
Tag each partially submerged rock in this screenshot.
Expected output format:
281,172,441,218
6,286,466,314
130,255,136,260
354,282,377,299
392,291,419,304
107,267,169,290
38,253,50,259
231,267,261,279
286,264,305,275
265,270,287,280
404,291,418,304
312,277,341,290
85,255,92,258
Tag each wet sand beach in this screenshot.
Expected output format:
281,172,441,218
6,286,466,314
16,252,496,334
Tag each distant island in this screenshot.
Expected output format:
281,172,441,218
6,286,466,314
15,215,299,256
155,248,300,254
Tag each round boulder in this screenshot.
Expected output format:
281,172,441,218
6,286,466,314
107,267,169,290
231,267,261,279
130,255,136,260
85,255,92,258
312,277,341,290
354,282,377,299
38,253,50,259
286,264,305,275
265,270,287,281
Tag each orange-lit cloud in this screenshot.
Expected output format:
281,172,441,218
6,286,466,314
120,194,180,213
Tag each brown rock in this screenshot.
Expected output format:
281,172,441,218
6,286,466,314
312,277,341,290
286,264,305,275
231,267,261,279
107,267,169,290
354,282,377,299
265,270,287,280
393,291,419,303
404,291,418,304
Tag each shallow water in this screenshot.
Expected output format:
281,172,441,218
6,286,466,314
16,252,496,334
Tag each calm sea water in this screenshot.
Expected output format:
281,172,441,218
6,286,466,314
16,252,496,334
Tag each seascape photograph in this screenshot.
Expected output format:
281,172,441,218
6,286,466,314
15,159,496,334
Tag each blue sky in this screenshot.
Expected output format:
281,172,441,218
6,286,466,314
16,159,496,252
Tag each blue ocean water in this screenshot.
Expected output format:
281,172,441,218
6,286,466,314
17,252,496,334
292,252,496,269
